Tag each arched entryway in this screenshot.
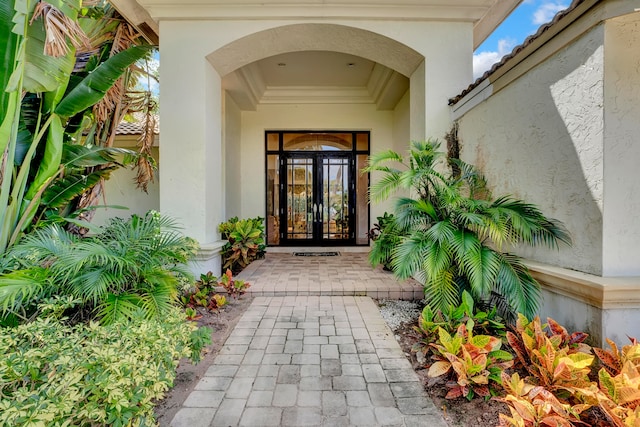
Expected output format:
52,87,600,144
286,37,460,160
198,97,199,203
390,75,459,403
157,19,473,272
205,24,424,247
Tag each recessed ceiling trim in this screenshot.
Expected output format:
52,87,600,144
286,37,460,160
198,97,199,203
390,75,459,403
368,64,395,105
260,86,373,104
238,63,266,105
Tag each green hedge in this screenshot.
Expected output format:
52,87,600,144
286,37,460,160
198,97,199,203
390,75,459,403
0,309,210,427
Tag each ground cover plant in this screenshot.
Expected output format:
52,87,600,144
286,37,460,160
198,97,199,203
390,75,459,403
365,139,571,320
405,304,640,426
0,211,212,427
0,305,210,427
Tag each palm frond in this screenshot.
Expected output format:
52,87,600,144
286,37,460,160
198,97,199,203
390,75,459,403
41,167,116,209
0,268,49,313
394,197,437,230
391,234,430,280
97,292,142,325
5,224,76,263
364,149,405,171
425,220,456,245
489,197,572,248
422,239,453,281
494,253,542,319
368,171,403,203
70,268,129,305
136,272,177,319
61,144,136,168
462,246,501,299
423,268,458,313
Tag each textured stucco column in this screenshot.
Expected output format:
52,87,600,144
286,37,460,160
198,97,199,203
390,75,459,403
602,13,640,276
159,22,226,275
407,23,473,141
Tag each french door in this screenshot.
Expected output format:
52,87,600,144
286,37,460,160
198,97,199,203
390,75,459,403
282,153,354,245
265,131,370,246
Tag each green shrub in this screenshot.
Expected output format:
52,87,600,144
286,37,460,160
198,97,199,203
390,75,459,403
0,308,210,427
365,140,571,319
367,212,402,271
0,211,199,324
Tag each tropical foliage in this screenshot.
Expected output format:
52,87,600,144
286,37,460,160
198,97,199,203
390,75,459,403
217,269,251,299
0,211,198,325
219,216,266,272
181,271,229,316
367,212,401,271
0,306,210,427
412,290,506,362
506,315,593,391
0,0,156,251
499,316,640,427
365,140,571,319
427,320,513,400
499,373,591,427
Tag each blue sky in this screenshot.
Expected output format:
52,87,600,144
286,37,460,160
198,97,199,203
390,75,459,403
473,0,570,79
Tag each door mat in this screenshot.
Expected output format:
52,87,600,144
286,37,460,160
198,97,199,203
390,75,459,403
293,252,340,257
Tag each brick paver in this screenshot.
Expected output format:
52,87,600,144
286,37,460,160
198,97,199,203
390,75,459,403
170,296,446,427
237,252,423,300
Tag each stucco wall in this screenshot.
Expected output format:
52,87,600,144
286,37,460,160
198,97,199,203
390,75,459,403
92,146,160,227
602,13,640,276
157,18,473,246
457,25,606,275
224,92,242,219
239,103,398,226
393,91,411,153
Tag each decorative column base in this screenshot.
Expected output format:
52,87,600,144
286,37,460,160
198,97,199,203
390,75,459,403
527,261,640,346
190,240,227,277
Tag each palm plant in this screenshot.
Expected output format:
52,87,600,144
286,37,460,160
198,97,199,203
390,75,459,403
365,140,571,319
0,0,155,251
0,211,198,324
368,212,402,271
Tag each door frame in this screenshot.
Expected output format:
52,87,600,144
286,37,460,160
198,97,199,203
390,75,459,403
265,131,370,247
280,151,355,246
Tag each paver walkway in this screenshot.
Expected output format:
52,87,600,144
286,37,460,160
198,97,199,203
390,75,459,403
170,296,447,427
239,253,423,300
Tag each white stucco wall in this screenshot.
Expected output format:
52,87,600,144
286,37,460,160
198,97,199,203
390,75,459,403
457,25,606,275
92,146,160,226
602,13,640,276
393,91,411,154
223,92,242,219
155,16,475,258
239,103,398,225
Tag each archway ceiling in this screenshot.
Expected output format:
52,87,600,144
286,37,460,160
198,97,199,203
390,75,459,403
222,51,410,111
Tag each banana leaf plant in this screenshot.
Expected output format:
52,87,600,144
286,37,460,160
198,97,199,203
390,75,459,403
0,0,154,252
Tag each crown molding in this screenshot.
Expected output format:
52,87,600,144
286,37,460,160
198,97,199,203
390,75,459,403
136,2,489,21
260,86,373,104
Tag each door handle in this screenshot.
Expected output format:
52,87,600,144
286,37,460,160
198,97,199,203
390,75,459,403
312,203,317,222
317,203,322,223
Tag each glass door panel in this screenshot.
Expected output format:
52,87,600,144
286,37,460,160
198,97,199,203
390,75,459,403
286,157,314,240
322,157,351,241
267,131,369,246
266,154,280,245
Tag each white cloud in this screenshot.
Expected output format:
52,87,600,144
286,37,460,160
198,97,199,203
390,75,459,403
472,38,516,80
532,1,569,25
